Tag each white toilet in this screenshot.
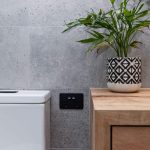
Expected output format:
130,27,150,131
0,90,50,150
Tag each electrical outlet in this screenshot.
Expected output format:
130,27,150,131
59,93,84,109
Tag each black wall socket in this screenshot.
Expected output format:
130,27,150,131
59,93,84,109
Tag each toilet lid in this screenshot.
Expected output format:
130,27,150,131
0,90,51,104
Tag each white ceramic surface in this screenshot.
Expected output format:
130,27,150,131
0,90,50,150
107,82,142,93
0,90,50,103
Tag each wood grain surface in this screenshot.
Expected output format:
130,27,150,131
91,88,150,150
91,88,150,97
112,126,150,150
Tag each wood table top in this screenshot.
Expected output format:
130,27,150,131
91,88,150,111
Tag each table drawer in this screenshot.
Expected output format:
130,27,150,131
112,126,150,150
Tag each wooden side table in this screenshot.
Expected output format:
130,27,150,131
91,88,150,150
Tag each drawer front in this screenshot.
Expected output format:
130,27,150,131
112,126,150,150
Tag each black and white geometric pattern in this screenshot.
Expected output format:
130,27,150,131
107,57,142,84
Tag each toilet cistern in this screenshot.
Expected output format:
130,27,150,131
0,90,50,150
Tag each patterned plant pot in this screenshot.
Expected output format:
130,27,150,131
107,57,142,93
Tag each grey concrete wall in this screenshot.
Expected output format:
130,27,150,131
0,0,150,150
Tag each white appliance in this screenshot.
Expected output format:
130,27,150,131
0,90,50,150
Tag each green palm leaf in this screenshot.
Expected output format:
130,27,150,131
77,38,98,43
63,0,150,57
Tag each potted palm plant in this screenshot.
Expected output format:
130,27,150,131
63,0,150,92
